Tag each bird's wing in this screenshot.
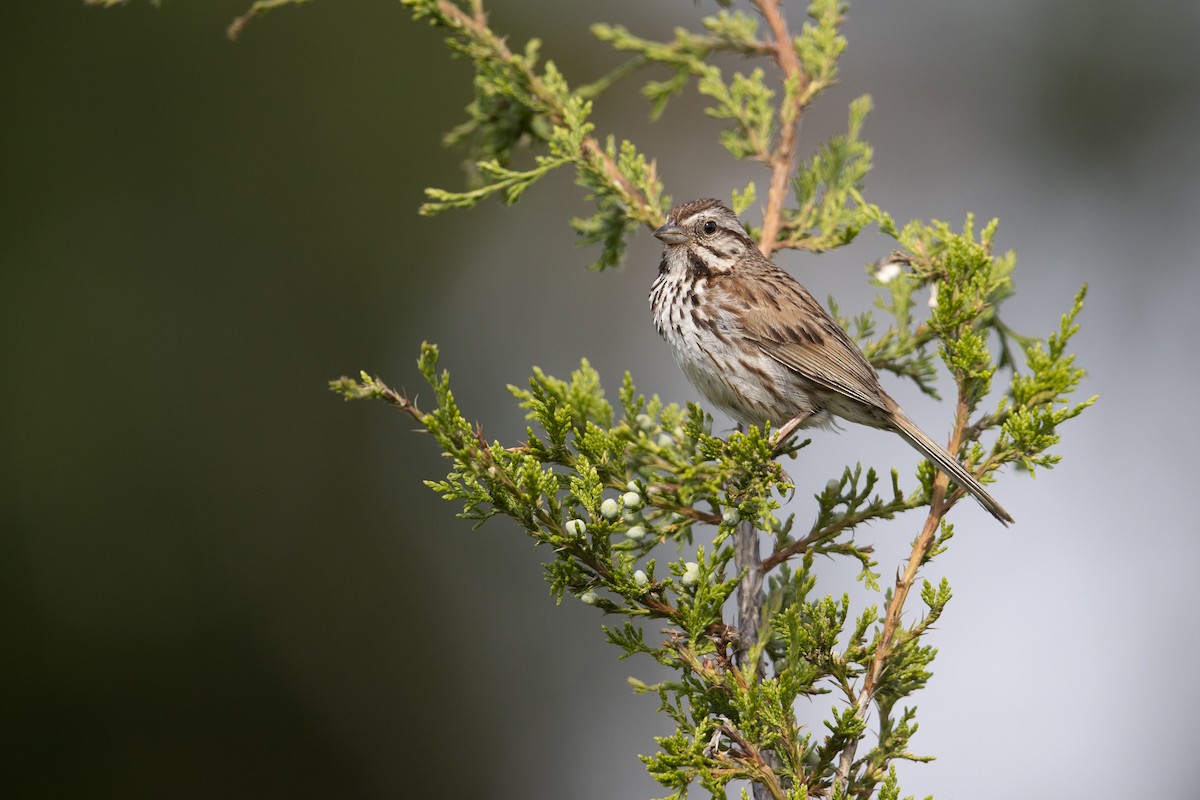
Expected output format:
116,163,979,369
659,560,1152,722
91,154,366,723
723,271,891,413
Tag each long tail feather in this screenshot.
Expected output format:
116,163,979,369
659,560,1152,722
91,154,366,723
891,413,1014,526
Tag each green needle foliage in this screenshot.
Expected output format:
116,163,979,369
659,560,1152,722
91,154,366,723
107,0,1096,796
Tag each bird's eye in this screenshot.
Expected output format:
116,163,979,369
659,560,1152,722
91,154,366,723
702,220,718,236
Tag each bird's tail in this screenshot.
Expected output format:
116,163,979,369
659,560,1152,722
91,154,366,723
891,412,1014,526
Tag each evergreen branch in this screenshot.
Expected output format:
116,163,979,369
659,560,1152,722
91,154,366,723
777,94,876,252
227,0,313,41
699,67,777,162
400,0,667,268
575,54,652,102
332,358,743,639
761,482,923,574
98,2,1098,798
832,350,972,798
591,14,771,118
329,371,425,421
419,8,645,204
716,722,787,800
315,5,1093,798
751,0,809,256
420,156,571,213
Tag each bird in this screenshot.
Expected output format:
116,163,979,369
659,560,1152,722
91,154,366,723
648,197,1013,525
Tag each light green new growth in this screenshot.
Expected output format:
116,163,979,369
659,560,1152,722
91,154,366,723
126,0,1094,796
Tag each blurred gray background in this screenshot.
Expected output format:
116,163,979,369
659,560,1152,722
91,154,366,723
3,1,1197,797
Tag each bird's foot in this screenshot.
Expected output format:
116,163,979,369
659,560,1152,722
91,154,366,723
771,413,811,457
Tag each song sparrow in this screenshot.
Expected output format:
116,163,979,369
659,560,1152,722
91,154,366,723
649,198,1013,525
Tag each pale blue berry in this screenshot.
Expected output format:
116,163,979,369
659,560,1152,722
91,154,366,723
565,518,586,537
621,491,643,509
722,508,741,526
580,590,598,605
626,525,647,541
600,498,620,520
875,260,903,283
681,562,700,587
633,570,648,587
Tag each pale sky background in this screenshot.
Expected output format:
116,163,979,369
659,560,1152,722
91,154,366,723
3,1,1197,797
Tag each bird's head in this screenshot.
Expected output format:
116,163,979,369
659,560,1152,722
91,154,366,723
653,198,757,275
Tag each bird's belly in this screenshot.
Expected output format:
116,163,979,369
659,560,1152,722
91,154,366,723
663,324,826,429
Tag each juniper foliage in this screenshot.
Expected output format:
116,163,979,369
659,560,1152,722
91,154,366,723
328,2,1094,795
116,0,1097,796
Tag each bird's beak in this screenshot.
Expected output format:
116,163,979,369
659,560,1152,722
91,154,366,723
653,222,688,246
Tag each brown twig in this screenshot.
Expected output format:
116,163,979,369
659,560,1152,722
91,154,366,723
760,526,825,573
751,0,809,256
718,723,787,800
761,492,926,573
357,375,731,639
831,385,970,796
434,0,661,227
227,0,314,41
